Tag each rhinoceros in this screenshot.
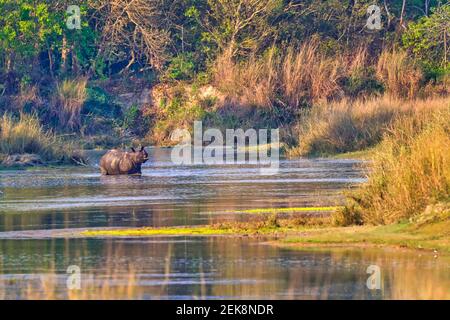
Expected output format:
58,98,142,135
99,147,149,175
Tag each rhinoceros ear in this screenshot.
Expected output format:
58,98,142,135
140,146,145,152
131,147,136,153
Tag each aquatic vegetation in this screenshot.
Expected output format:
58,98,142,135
236,206,341,214
80,215,450,254
82,226,237,237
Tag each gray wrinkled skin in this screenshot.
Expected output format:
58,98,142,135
99,147,149,175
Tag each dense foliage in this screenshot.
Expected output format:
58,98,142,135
0,0,448,144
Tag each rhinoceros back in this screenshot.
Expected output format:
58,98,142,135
99,150,139,175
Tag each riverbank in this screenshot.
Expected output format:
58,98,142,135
80,210,449,254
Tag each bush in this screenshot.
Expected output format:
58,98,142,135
165,53,196,81
83,86,121,118
145,84,208,145
332,205,363,227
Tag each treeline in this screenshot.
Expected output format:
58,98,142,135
0,1,448,89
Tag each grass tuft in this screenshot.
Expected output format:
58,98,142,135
0,113,84,164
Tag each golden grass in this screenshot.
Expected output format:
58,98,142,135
0,113,84,163
212,41,430,112
376,49,423,99
290,95,450,157
337,100,450,225
281,42,342,106
213,41,345,109
213,50,278,108
52,78,87,130
0,113,56,159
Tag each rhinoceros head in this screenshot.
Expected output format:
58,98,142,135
131,146,149,164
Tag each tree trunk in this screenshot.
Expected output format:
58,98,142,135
400,0,407,28
48,48,55,78
72,46,79,76
61,34,69,74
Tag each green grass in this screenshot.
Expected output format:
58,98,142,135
236,206,341,214
281,219,450,253
80,214,449,254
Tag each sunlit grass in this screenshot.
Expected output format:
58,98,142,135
82,226,236,237
0,113,85,165
336,102,450,225
236,206,341,214
281,219,450,253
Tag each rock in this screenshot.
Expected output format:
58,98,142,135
1,154,43,167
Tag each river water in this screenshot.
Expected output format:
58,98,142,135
0,148,448,299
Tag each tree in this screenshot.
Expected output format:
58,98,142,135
91,0,173,72
186,0,281,59
403,4,450,68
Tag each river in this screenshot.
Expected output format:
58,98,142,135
0,148,448,299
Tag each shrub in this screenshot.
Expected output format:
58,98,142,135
165,53,196,81
83,86,121,118
145,84,208,145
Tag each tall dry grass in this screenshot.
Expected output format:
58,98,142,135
335,97,450,225
52,78,87,130
213,51,278,108
0,113,83,163
0,113,56,158
376,49,423,99
212,41,432,112
290,96,412,156
281,42,343,106
213,41,347,109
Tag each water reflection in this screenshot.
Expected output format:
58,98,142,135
0,238,448,300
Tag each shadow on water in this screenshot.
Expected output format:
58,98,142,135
0,148,448,299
